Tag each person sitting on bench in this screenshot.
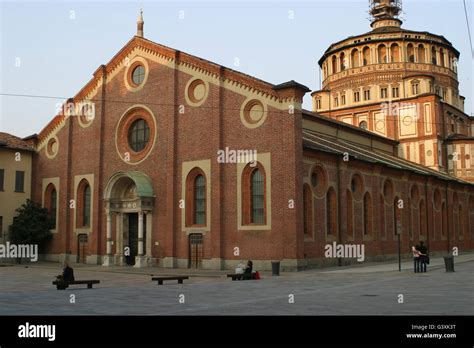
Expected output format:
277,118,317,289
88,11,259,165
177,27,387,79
56,261,75,289
243,260,253,280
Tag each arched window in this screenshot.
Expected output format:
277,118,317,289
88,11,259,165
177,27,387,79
364,192,372,235
326,188,337,235
242,163,266,225
186,168,207,226
407,43,415,63
194,175,206,225
390,43,400,62
340,52,346,71
431,46,437,65
359,120,368,130
418,44,426,63
362,46,370,66
440,48,445,67
332,55,337,74
380,194,385,238
45,184,57,229
346,190,353,237
378,45,387,63
303,184,312,237
76,179,91,228
351,49,360,68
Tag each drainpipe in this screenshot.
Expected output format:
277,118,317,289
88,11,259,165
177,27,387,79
65,97,74,260
97,65,107,260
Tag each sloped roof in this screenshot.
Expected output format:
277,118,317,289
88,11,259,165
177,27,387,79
36,36,307,144
303,129,473,186
0,132,35,152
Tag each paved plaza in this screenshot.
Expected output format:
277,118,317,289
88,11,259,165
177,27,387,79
0,255,473,315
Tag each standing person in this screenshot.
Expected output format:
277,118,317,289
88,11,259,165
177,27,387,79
411,246,420,273
418,241,428,273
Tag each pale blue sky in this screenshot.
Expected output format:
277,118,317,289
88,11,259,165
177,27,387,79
1,0,472,137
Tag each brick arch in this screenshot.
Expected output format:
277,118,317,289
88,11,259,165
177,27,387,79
351,49,360,68
377,44,387,63
390,43,400,62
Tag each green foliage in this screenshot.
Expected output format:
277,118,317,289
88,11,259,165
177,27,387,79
8,199,53,250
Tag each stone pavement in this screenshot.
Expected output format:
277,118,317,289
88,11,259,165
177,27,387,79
0,254,472,315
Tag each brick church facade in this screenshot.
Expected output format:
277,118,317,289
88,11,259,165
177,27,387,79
21,4,474,270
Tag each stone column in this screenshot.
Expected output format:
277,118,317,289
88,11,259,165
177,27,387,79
138,211,144,256
102,210,113,266
115,212,124,265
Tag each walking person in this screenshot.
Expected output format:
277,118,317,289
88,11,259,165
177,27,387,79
417,241,428,273
411,246,420,273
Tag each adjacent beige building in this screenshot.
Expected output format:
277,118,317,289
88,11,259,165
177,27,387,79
0,132,34,243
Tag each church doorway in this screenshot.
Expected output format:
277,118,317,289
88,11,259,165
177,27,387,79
189,234,203,269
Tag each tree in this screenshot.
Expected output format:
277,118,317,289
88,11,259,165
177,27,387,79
9,199,54,258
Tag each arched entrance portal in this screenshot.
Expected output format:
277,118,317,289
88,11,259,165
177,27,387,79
103,171,155,268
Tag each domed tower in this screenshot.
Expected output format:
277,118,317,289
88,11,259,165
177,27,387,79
312,1,474,181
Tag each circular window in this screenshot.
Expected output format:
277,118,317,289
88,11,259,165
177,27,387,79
359,121,368,130
124,58,149,92
46,137,59,159
465,154,470,160
426,150,433,157
79,103,95,127
185,78,208,107
403,116,413,126
240,99,267,129
375,120,385,131
132,65,145,86
116,106,156,165
310,165,328,197
127,119,150,152
448,154,454,160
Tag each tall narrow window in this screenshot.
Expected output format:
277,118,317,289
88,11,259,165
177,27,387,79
340,52,346,71
303,184,312,237
380,195,385,238
251,169,265,224
412,83,419,95
364,193,372,235
15,171,25,192
364,89,371,101
326,188,337,235
378,45,387,63
45,184,58,230
194,175,206,225
431,47,437,65
186,168,207,226
83,184,91,227
354,91,360,102
363,46,370,65
407,43,415,62
351,49,360,68
0,169,4,191
347,190,353,237
381,87,388,99
440,49,445,67
418,44,426,63
332,55,337,74
341,93,346,105
391,43,400,62
392,86,399,98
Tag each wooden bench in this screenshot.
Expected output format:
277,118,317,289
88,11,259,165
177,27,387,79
52,280,100,290
227,273,256,281
151,276,189,285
